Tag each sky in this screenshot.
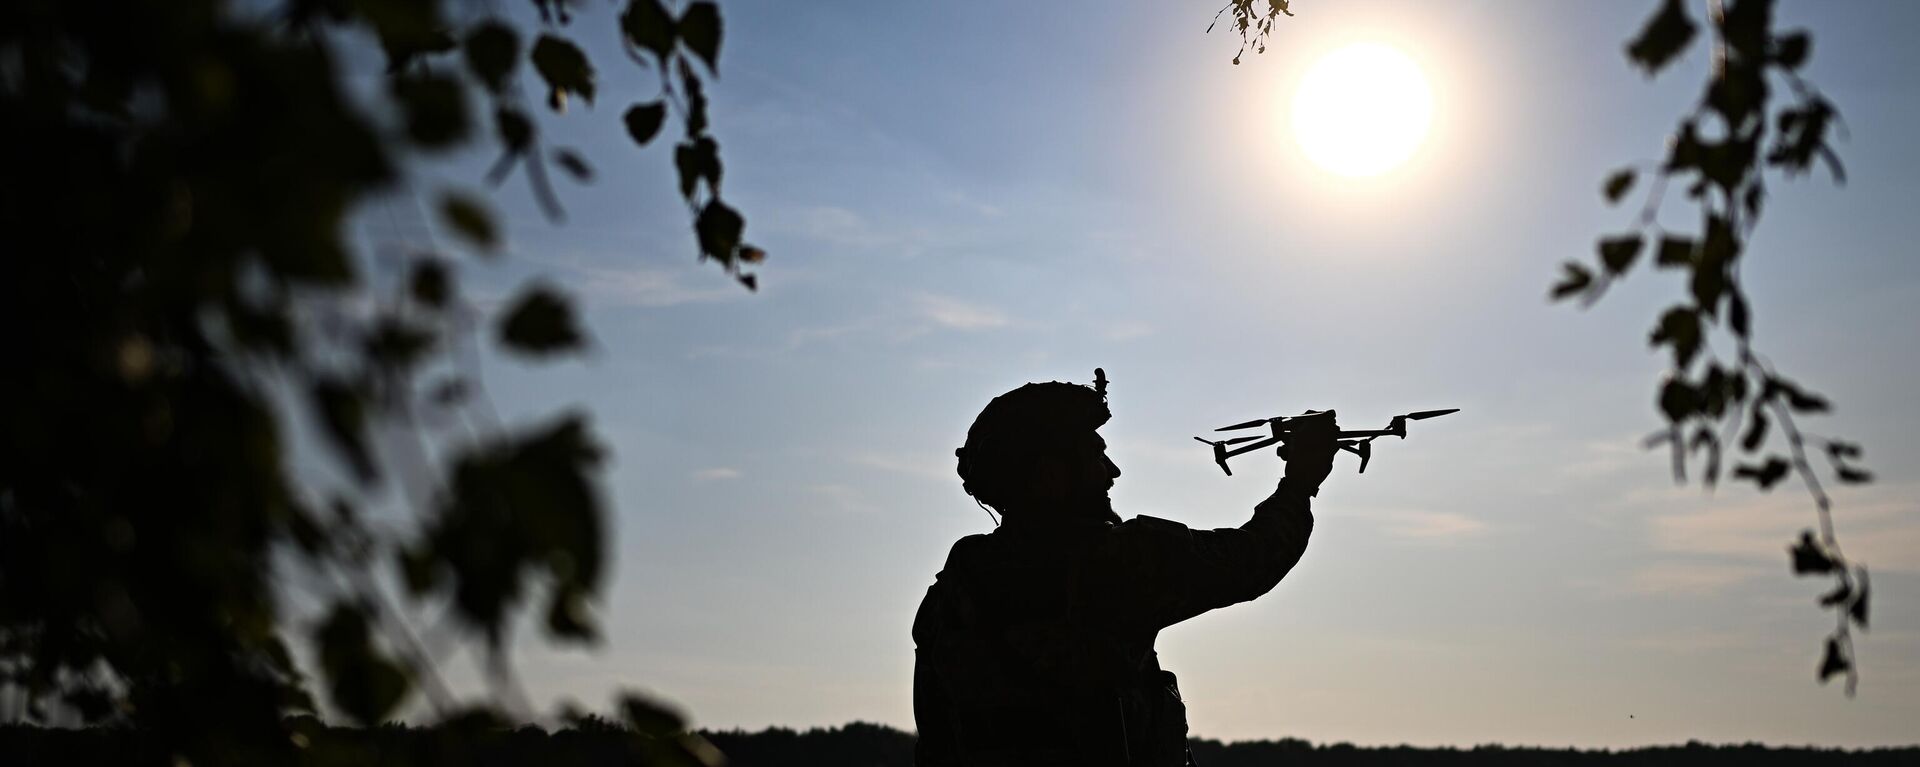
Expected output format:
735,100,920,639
352,0,1920,749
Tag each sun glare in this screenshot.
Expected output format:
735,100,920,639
1292,42,1433,178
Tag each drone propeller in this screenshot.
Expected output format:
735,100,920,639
1405,408,1460,420
1215,418,1270,432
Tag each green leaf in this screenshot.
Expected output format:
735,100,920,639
441,193,498,252
1603,168,1636,203
1790,530,1835,574
1598,234,1644,275
1625,0,1697,75
1735,457,1791,491
464,21,520,93
1549,262,1593,301
678,2,724,71
531,35,595,111
499,284,585,356
621,0,676,59
624,102,668,146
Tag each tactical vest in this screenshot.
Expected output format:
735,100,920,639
914,526,1195,767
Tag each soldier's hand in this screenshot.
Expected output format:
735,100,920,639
1282,410,1339,491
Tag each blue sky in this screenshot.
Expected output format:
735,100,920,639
357,0,1920,748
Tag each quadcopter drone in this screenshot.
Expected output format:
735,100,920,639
1194,408,1459,476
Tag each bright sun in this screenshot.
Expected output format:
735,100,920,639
1292,42,1432,178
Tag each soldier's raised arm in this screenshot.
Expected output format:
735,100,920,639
1096,412,1340,630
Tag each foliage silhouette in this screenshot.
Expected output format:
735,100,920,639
0,0,751,763
4,722,1918,767
1216,0,1875,694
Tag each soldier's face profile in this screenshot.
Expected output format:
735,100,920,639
1024,431,1120,517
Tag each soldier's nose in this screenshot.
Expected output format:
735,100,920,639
1104,456,1121,479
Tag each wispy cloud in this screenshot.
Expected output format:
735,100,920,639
807,483,875,514
1648,489,1920,572
1349,508,1488,543
917,294,1009,330
692,467,742,482
571,264,742,308
1627,562,1763,597
848,451,952,482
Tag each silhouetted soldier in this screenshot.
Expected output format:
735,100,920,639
914,375,1337,766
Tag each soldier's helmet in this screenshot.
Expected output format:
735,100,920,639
954,372,1110,515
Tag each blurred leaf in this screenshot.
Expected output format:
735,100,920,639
441,193,498,251
499,284,585,356
1598,234,1643,275
738,245,767,264
1740,406,1769,451
365,318,436,371
1603,168,1636,203
695,200,744,264
621,0,676,59
621,691,688,736
314,604,412,726
1851,567,1870,628
1826,441,1862,460
1729,291,1750,337
1818,637,1849,682
312,379,375,482
411,259,451,308
1774,31,1810,69
678,2,723,70
1654,236,1695,269
624,101,668,146
1817,582,1851,607
464,21,520,93
1789,530,1836,574
419,416,605,643
1550,262,1593,301
1625,0,1697,75
532,35,595,110
675,137,722,199
552,148,594,182
1658,377,1696,423
495,107,533,151
1649,307,1702,370
391,74,469,148
1733,457,1790,491
1835,466,1873,484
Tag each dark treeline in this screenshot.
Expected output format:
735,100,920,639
2,721,1915,766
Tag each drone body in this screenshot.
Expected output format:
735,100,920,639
1194,408,1459,476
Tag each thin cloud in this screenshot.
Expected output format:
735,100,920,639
1627,562,1763,597
1649,490,1920,572
917,294,1008,330
692,467,743,482
571,264,742,308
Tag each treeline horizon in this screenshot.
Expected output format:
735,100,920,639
3,719,1917,766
